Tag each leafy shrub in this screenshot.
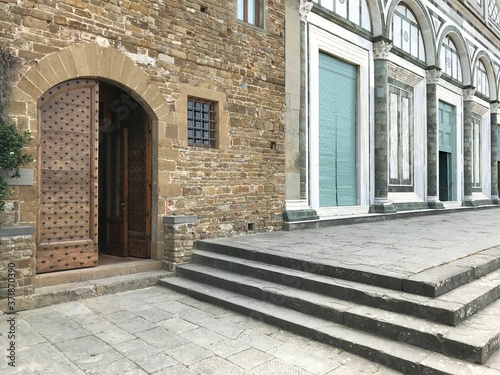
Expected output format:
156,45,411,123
0,121,34,215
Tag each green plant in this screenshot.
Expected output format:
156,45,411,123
0,121,34,214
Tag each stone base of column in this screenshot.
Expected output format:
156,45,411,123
369,203,397,214
162,215,197,270
491,196,500,205
427,201,445,209
283,209,319,222
463,199,493,207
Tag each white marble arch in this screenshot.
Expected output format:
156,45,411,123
385,0,437,66
436,83,464,207
307,17,373,217
436,25,473,86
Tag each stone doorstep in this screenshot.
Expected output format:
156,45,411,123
173,262,500,364
1,270,173,313
160,277,500,375
32,259,163,288
196,240,500,298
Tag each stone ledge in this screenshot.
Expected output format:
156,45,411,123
162,215,197,224
0,226,35,237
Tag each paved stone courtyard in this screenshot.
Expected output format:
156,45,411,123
0,286,401,375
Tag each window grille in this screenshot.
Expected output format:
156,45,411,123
187,97,218,148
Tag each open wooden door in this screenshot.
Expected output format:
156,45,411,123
99,83,151,258
36,80,99,273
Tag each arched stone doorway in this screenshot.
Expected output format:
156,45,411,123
36,79,152,273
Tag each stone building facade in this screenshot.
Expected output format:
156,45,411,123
0,0,285,299
284,0,500,221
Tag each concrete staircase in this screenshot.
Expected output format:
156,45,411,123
160,240,500,374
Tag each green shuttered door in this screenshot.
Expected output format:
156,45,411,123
318,53,357,207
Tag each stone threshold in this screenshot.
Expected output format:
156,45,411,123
2,270,173,313
33,258,163,288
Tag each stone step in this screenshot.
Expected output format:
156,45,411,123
192,249,500,326
159,277,500,375
9,270,173,312
176,263,500,364
196,240,500,298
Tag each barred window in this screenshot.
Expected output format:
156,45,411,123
237,0,264,27
187,97,218,148
392,4,426,62
440,36,463,82
476,60,490,97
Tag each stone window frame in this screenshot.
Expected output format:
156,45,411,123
388,79,414,190
178,85,229,150
236,0,266,29
471,114,482,191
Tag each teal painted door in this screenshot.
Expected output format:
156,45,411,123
318,53,357,207
438,102,455,201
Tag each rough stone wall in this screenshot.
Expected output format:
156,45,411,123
0,233,35,299
0,0,286,241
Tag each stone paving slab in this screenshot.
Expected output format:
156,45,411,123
198,209,500,296
0,286,402,374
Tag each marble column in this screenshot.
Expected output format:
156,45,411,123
425,68,444,209
369,38,396,213
491,101,500,204
463,87,475,206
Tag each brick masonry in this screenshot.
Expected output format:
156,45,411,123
0,1,286,268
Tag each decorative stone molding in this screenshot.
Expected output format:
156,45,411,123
373,39,392,60
463,87,476,101
389,62,424,86
425,68,442,85
299,0,314,22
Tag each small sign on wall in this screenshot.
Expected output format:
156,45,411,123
1,169,34,186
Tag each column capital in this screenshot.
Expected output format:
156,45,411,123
425,68,442,85
373,38,393,60
491,101,500,114
463,86,476,101
299,0,314,22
